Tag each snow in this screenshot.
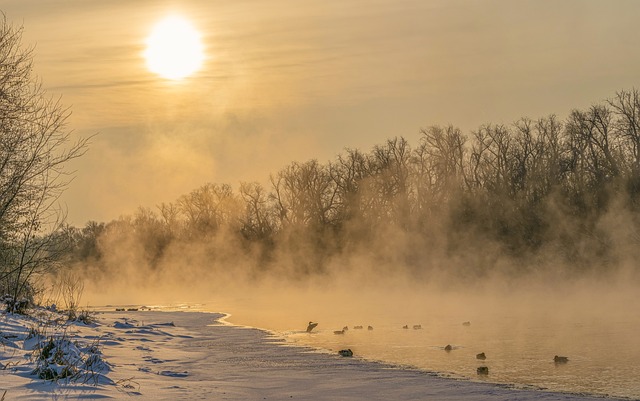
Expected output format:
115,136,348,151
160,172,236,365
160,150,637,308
0,309,626,400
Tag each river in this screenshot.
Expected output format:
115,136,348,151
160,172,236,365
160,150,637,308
211,283,640,400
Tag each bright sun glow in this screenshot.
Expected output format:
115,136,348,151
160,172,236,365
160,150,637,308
144,16,204,80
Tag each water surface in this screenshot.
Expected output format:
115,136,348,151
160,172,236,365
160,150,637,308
214,286,640,400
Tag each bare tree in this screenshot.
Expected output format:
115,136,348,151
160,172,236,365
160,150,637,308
415,125,466,201
608,89,640,173
0,16,89,310
329,148,372,223
368,137,413,226
239,182,277,240
469,124,513,195
270,160,338,230
177,183,240,237
566,105,622,197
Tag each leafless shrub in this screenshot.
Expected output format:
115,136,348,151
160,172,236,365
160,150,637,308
30,326,107,383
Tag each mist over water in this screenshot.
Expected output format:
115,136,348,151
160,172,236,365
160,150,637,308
83,260,640,399
71,91,640,399
76,190,640,398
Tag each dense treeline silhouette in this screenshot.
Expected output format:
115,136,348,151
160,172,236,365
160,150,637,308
65,89,640,283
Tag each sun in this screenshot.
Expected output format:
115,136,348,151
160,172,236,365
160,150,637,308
144,16,204,80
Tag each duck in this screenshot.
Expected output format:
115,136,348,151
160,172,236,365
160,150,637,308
413,325,422,330
353,325,363,330
367,325,374,331
476,352,486,360
333,330,345,335
554,355,569,363
338,349,353,357
444,344,453,351
402,325,409,329
342,326,349,331
477,366,489,375
306,321,318,332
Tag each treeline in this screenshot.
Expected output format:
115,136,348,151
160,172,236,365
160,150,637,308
65,89,640,283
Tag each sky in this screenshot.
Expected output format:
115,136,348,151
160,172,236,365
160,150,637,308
3,0,640,226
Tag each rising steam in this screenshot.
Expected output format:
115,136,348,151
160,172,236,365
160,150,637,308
56,90,640,328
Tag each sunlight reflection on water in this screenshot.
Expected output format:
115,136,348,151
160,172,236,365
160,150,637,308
216,297,640,400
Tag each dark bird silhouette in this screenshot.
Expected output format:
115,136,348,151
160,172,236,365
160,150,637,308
306,321,318,332
554,355,569,363
477,366,489,375
444,344,453,351
338,349,353,357
476,352,487,360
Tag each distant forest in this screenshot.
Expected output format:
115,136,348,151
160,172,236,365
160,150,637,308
62,89,640,283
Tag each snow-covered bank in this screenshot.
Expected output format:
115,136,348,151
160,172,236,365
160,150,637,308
1,310,629,400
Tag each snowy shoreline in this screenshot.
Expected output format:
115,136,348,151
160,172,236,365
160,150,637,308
1,309,630,400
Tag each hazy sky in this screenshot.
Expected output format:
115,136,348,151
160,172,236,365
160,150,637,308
3,0,639,225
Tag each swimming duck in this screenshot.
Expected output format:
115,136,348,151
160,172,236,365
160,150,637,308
477,366,489,375
338,349,353,357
